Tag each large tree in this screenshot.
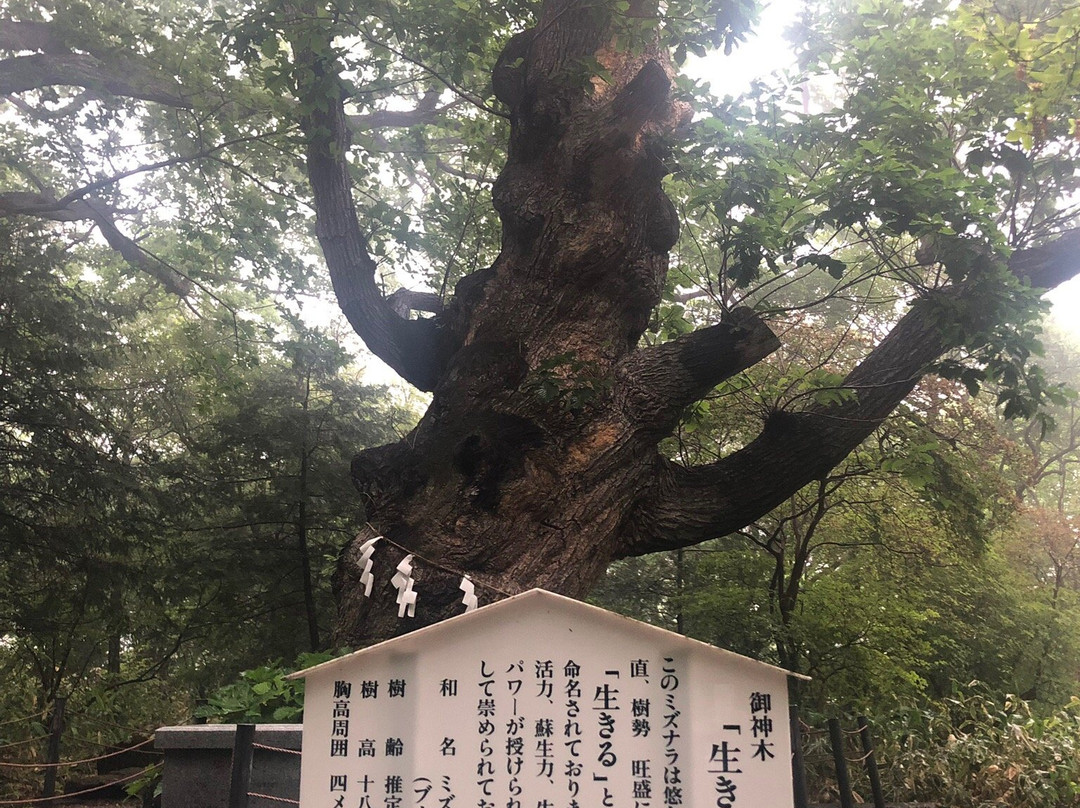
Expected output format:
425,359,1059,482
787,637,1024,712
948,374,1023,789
3,0,1080,646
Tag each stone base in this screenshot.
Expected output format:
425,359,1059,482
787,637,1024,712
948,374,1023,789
155,725,301,808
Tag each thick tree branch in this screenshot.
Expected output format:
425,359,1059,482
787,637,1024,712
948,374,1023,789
613,307,780,435
0,17,192,106
1010,228,1080,289
4,19,463,127
597,60,673,151
85,202,193,296
3,13,458,385
292,38,448,391
620,226,1080,557
0,21,71,54
387,288,444,318
346,91,461,130
0,192,192,295
0,191,86,221
0,52,190,107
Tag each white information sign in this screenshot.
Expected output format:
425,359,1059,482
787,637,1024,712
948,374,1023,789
291,589,798,808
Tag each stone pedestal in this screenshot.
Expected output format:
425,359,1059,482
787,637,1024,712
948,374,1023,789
155,724,302,807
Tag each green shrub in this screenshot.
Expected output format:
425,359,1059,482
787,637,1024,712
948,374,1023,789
193,651,343,724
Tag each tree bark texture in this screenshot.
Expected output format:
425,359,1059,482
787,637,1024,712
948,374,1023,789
295,0,1080,647
299,0,798,645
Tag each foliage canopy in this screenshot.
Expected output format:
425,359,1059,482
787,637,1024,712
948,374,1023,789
3,0,1080,800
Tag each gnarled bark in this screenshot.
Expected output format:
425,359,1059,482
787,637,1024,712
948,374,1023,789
322,0,766,644
314,0,1080,644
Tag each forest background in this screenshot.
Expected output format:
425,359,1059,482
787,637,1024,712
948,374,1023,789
4,0,1080,804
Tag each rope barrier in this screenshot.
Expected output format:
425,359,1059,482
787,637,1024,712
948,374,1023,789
845,749,875,763
252,742,302,756
361,527,516,599
247,792,300,805
75,736,161,753
0,712,45,730
73,714,155,735
0,768,146,805
0,737,42,752
0,737,157,769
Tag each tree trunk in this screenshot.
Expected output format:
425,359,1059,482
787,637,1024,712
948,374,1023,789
287,0,1080,647
322,1,776,645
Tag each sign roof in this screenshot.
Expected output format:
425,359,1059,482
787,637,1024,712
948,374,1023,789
288,588,806,681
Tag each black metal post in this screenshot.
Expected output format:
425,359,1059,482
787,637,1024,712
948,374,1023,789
42,696,65,798
228,723,256,808
789,705,810,808
858,715,886,808
827,717,855,808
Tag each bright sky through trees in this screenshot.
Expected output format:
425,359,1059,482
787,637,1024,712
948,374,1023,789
698,0,1080,340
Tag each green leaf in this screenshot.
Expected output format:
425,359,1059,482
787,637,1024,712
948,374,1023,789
796,253,848,279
